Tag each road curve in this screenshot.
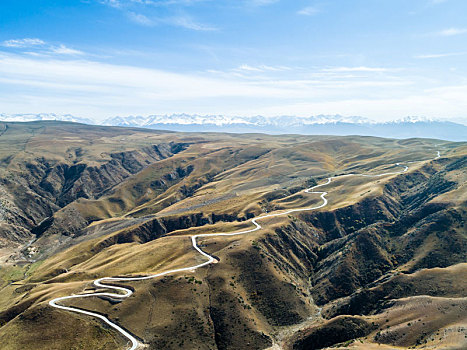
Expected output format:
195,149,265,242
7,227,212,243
49,152,440,350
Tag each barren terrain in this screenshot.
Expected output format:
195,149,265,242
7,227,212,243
0,121,465,350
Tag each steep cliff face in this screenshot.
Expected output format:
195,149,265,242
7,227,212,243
29,143,185,207
0,142,188,247
266,159,458,304
285,156,466,349
292,316,376,350
0,178,58,247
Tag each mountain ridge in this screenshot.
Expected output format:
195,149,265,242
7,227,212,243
1,113,466,141
0,121,465,350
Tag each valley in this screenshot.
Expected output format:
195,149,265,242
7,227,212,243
0,121,465,350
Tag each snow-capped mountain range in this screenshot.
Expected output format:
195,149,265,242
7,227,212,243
0,113,94,124
1,113,466,141
0,113,444,127
100,114,375,127
101,114,449,127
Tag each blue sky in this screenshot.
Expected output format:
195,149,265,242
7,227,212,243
1,0,466,122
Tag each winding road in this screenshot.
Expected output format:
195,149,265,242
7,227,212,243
49,152,440,350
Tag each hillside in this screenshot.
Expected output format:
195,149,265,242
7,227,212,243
0,121,465,350
2,114,466,141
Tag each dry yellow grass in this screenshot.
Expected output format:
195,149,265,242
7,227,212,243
0,122,465,349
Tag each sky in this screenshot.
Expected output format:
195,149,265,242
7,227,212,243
1,0,466,123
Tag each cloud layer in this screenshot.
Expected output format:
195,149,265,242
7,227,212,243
1,50,466,123
1,0,466,123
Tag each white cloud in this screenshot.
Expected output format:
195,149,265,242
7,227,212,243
297,6,319,16
98,0,122,8
248,0,279,6
126,13,216,30
436,28,467,36
169,16,217,31
0,53,465,122
240,88,467,122
236,64,291,72
322,66,391,73
2,38,85,56
139,0,211,5
50,45,85,56
415,52,465,59
99,0,216,30
102,0,209,6
128,12,154,26
236,64,263,72
2,38,45,48
0,53,287,98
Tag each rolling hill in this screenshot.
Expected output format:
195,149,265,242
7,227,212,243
2,113,466,141
0,120,465,350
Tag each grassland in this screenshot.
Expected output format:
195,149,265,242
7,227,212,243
0,121,465,349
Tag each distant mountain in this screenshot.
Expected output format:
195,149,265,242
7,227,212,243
2,113,466,141
101,114,375,127
0,113,94,125
102,114,467,141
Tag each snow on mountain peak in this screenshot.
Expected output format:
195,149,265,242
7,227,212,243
1,113,453,128
101,114,377,127
0,113,94,124
391,116,437,124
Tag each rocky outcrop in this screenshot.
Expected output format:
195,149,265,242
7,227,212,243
0,142,188,247
292,316,375,350
34,143,186,207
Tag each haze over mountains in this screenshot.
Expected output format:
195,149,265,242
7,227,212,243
1,113,466,141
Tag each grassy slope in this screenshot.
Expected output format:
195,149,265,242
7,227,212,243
0,121,465,349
